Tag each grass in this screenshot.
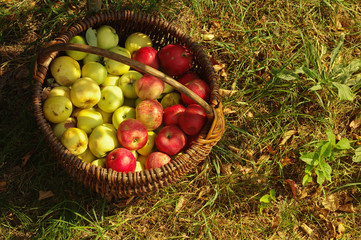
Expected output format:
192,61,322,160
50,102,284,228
1,0,361,239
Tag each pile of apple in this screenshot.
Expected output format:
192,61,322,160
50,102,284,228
42,25,211,173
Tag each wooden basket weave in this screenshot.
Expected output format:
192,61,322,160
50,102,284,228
32,10,225,199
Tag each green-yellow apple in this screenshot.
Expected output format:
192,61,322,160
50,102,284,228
70,77,101,109
94,106,113,124
97,85,124,113
134,160,145,172
135,97,142,106
88,123,120,158
101,74,120,87
91,158,106,167
125,32,152,55
47,86,71,100
112,105,136,129
160,92,182,109
50,56,81,86
136,99,163,130
137,131,156,156
96,25,119,49
78,148,96,163
61,127,88,155
66,35,88,60
77,108,103,134
83,54,102,64
85,27,97,47
118,70,143,99
135,74,164,100
104,46,131,75
81,62,108,85
53,117,76,139
163,83,174,94
43,96,73,123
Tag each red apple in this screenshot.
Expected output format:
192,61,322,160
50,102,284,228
132,46,160,69
178,104,207,136
155,125,187,156
158,44,193,76
163,104,186,126
135,74,164,100
145,151,171,170
136,99,163,130
117,119,148,150
181,79,211,105
106,147,136,173
178,71,200,85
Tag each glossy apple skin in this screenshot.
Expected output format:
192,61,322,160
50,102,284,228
117,119,148,150
155,125,187,156
136,99,163,130
145,152,171,170
181,79,211,105
178,104,207,136
158,44,193,77
163,104,186,126
177,71,200,85
132,46,160,69
106,148,136,173
135,74,164,100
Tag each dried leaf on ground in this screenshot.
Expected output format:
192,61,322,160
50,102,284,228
279,130,297,146
284,179,298,197
221,163,232,176
21,150,34,167
300,223,313,235
219,89,238,97
350,114,361,129
175,196,186,213
223,108,237,115
338,203,356,213
322,194,340,212
38,190,54,200
0,181,7,192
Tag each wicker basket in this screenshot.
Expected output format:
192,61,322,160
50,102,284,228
32,10,225,199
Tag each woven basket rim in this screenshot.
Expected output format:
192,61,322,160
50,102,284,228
32,10,225,198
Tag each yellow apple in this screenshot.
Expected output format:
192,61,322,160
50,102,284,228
77,108,103,134
112,105,136,129
52,117,77,139
97,85,124,113
97,25,119,49
83,54,102,64
81,62,108,85
137,154,147,166
160,92,182,109
70,77,101,109
91,158,106,167
47,86,71,99
78,148,96,163
101,74,120,87
88,123,120,158
50,56,81,86
66,35,88,60
118,70,143,99
125,32,152,55
61,127,88,155
134,160,145,172
104,46,131,75
43,96,73,123
94,106,113,124
137,131,156,156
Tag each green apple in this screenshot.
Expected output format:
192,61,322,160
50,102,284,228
101,74,120,87
50,56,81,86
61,127,88,155
43,96,73,123
118,70,143,99
66,35,88,60
70,77,101,109
47,86,71,100
78,148,96,163
94,106,113,124
163,83,174,94
85,27,97,47
160,92,182,109
83,54,102,64
112,105,136,129
88,123,120,158
91,158,106,167
77,108,103,134
53,117,76,139
96,25,119,49
104,46,131,75
97,85,124,113
125,32,152,55
137,131,156,156
81,62,108,85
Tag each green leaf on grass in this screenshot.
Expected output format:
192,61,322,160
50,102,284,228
309,83,323,91
316,169,326,185
277,69,300,81
319,158,332,182
300,152,316,165
353,147,361,162
302,174,313,186
303,67,321,82
332,82,354,101
335,138,351,150
326,130,336,146
330,33,345,70
345,59,361,74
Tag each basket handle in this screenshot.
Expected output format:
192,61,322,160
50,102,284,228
39,42,215,119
